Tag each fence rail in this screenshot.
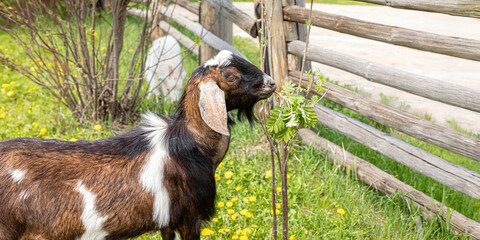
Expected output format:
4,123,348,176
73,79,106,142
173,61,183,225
284,5,480,61
353,0,480,18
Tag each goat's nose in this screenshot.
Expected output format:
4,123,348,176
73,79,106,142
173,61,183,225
264,75,276,88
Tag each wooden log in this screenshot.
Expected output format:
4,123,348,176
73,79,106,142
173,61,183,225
297,128,480,240
127,6,245,59
158,21,199,55
283,6,480,62
174,0,198,15
353,0,480,19
160,5,246,60
265,0,289,89
289,71,480,162
288,40,480,113
284,0,311,72
204,0,258,38
199,0,233,63
310,103,480,199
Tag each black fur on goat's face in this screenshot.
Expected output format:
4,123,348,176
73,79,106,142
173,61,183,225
191,51,276,125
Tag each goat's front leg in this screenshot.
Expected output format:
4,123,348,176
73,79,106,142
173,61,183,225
177,220,202,240
161,227,178,240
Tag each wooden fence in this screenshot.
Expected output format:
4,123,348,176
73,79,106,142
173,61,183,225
128,1,480,238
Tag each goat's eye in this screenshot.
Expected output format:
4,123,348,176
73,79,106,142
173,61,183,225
222,69,240,83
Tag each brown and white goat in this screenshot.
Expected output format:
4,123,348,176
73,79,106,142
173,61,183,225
0,50,276,240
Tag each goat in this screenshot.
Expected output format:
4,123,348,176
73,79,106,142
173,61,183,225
144,35,187,102
0,50,276,240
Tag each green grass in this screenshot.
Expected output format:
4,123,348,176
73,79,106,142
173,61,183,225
0,16,474,240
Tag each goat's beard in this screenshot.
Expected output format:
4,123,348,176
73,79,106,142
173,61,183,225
237,105,256,128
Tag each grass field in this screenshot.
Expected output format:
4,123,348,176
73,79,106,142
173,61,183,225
0,13,476,240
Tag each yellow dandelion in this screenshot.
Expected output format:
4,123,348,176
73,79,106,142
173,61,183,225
231,213,238,221
77,131,83,135
6,90,14,97
337,208,346,215
229,161,234,165
73,75,77,78
243,228,252,235
200,228,214,236
217,201,225,207
232,235,239,240
39,128,47,136
289,235,295,240
224,171,233,179
251,224,258,229
276,203,281,209
287,174,291,179
245,212,252,218
235,229,242,235
27,87,35,92
69,138,78,142
249,196,256,202
215,173,221,181
128,49,133,53
265,170,272,179
8,6,12,9
231,197,238,202
2,83,10,88
93,32,97,37
212,217,218,222
242,198,249,204
93,124,102,131
219,162,225,167
102,46,106,51
235,186,242,191
276,186,282,192
226,180,233,185
224,229,231,233
218,228,225,233
227,209,235,214
226,201,233,207
270,209,281,215
240,209,248,215
240,236,248,240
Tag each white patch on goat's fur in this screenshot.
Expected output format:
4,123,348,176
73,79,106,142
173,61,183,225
75,181,109,240
10,169,26,183
204,50,233,68
140,112,171,228
263,74,273,86
19,190,29,200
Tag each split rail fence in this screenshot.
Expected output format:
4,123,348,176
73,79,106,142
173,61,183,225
128,0,480,238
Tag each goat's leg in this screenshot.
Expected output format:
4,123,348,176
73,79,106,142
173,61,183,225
177,220,202,240
160,227,179,240
0,221,22,240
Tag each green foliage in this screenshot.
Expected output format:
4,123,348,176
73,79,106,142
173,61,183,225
266,71,325,142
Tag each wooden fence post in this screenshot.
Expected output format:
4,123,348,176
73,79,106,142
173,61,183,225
199,0,233,63
283,0,311,72
265,0,288,89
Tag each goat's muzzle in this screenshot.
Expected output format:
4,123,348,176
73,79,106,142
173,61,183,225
258,74,276,99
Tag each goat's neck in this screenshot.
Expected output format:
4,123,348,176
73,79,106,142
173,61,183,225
178,84,231,168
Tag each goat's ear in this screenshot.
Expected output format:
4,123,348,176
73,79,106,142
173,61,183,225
198,81,229,136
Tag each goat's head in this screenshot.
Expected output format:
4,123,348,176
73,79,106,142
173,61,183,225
182,50,276,136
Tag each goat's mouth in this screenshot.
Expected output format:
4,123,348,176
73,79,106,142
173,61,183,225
257,87,276,99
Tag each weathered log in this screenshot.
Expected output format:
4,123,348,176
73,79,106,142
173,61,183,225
158,21,199,55
311,103,480,199
288,40,480,113
204,0,258,38
284,5,480,61
174,0,198,15
297,128,480,240
265,0,289,88
353,0,480,19
289,71,480,162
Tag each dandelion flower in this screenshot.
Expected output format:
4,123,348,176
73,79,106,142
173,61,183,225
2,84,10,89
93,124,102,131
243,228,252,235
128,49,133,53
227,209,235,214
276,187,281,192
245,212,252,218
6,90,14,97
77,131,83,135
251,224,258,229
229,161,234,165
276,203,281,209
39,128,47,136
231,213,238,221
271,209,281,215
240,209,248,215
226,201,233,207
235,229,242,235
337,208,346,215
231,197,238,202
212,217,218,222
240,235,248,240
242,198,249,204
287,174,291,179
226,180,233,185
218,229,225,233
224,229,231,233
215,173,221,181
217,202,225,207
249,196,256,202
289,235,295,240
265,170,272,179
200,228,214,236
224,171,233,179
232,235,239,240
69,138,78,142
235,186,242,191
